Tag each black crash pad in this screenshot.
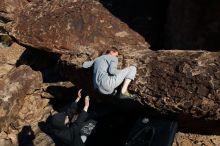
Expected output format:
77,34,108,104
125,117,178,146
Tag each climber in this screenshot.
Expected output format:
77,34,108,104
83,47,137,99
50,89,95,146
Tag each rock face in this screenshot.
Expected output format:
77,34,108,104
0,43,26,65
5,0,150,64
0,43,26,77
1,0,220,145
0,44,67,145
0,65,50,144
132,50,220,120
165,0,220,49
0,0,29,22
4,0,220,120
173,132,220,146
0,65,42,125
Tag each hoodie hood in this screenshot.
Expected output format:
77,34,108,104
51,113,66,129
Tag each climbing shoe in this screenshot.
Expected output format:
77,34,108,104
119,92,135,99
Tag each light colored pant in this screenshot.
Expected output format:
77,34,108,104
99,66,137,94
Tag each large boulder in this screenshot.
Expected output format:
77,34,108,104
131,50,220,120
5,0,150,65
0,65,51,144
0,65,42,127
5,0,220,120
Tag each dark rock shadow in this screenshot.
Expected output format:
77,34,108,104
86,111,137,146
177,115,220,135
15,46,95,93
100,0,220,50
39,97,147,146
47,86,76,111
40,82,158,146
85,97,177,146
18,125,35,146
16,46,62,83
99,0,170,50
85,93,168,146
45,85,87,113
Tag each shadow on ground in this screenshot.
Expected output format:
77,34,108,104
18,125,35,146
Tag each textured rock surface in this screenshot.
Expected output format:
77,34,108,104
0,0,29,22
52,49,220,120
131,50,220,120
2,0,220,145
0,43,27,105
4,0,220,120
0,65,52,144
0,65,42,116
0,43,26,65
5,0,150,65
165,0,220,49
0,64,14,77
173,132,220,146
33,132,55,146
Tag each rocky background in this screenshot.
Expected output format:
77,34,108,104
0,0,220,145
